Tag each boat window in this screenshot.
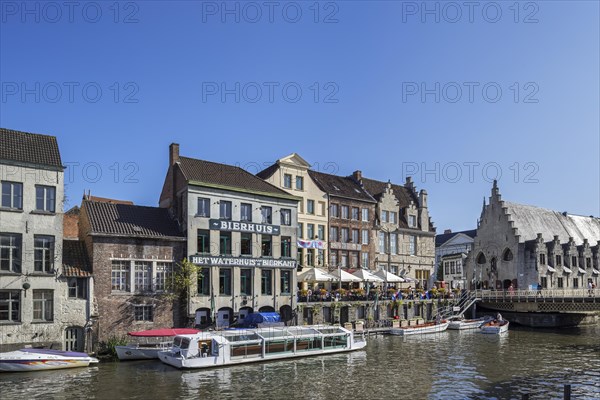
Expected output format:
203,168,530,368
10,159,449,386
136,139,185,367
323,335,348,349
179,338,190,350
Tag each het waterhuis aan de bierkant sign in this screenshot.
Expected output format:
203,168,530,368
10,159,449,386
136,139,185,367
209,219,280,235
190,255,296,269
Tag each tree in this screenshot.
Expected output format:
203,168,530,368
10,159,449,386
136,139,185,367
166,258,199,326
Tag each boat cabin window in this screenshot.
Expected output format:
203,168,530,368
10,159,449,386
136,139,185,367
173,337,190,349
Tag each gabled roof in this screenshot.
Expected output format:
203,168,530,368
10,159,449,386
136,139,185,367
178,156,294,198
82,200,184,239
361,177,419,208
502,202,600,245
436,229,477,246
62,239,92,277
0,127,63,169
85,195,133,205
308,170,376,203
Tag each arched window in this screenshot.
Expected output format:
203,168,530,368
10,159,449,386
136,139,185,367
503,248,513,261
490,257,497,271
476,252,486,264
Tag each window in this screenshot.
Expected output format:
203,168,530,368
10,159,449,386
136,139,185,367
134,261,152,292
198,267,210,295
350,252,359,267
306,250,314,266
409,236,417,255
408,215,417,228
317,225,325,241
197,198,210,217
240,203,252,222
68,278,87,299
381,211,388,223
219,268,232,295
280,270,291,294
35,185,56,212
340,252,348,267
445,262,449,275
361,208,369,222
220,201,232,220
280,209,291,226
283,174,292,188
220,232,232,255
317,249,324,266
307,224,315,240
379,232,386,253
557,277,564,288
541,276,547,288
240,269,252,295
352,229,359,244
556,255,562,266
539,253,546,265
33,290,53,322
155,262,173,291
307,200,315,215
298,223,304,239
503,248,513,261
296,176,304,190
134,305,153,322
111,260,130,292
341,228,349,243
1,181,23,210
351,207,359,220
390,212,397,224
261,206,272,224
318,202,326,216
330,251,338,266
261,269,273,295
571,256,577,268
341,206,349,219
0,233,21,272
0,290,20,322
241,233,252,256
330,227,338,242
573,278,579,288
361,229,369,245
330,204,339,218
587,258,592,268
390,233,397,254
281,236,292,258
34,235,54,273
262,235,272,257
197,230,210,254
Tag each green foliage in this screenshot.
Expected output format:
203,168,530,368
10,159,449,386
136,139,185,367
100,335,128,358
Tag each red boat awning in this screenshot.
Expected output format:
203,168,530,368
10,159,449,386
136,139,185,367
128,328,199,337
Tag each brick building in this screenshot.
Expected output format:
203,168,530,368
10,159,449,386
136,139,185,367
78,198,186,346
159,144,300,328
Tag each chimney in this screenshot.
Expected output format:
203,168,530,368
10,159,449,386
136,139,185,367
352,170,362,185
444,229,452,234
169,143,180,166
405,176,414,191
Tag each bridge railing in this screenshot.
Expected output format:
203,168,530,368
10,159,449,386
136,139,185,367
473,288,599,302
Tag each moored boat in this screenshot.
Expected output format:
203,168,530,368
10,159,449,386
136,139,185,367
480,319,509,334
447,316,492,330
0,349,99,372
115,328,200,361
389,321,449,336
158,325,366,369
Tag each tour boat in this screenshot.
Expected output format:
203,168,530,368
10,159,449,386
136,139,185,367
158,325,367,369
447,316,492,330
0,348,99,372
115,328,200,361
389,320,449,336
480,319,510,334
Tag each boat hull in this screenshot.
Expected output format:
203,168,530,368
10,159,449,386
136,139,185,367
115,346,166,361
448,317,490,330
389,321,449,336
0,349,99,372
480,321,510,334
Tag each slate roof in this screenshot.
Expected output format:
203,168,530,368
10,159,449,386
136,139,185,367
435,229,477,246
256,162,279,180
308,170,376,203
503,202,600,245
361,177,419,208
0,128,63,168
86,195,133,205
82,200,184,239
178,156,292,197
62,239,92,277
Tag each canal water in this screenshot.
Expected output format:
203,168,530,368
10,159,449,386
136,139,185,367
1,325,599,400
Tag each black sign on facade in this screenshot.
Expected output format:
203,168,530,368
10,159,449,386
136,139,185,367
190,255,296,269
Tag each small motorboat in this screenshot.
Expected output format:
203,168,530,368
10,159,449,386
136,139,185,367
0,349,99,372
389,320,449,336
115,328,200,361
480,319,510,334
447,316,492,330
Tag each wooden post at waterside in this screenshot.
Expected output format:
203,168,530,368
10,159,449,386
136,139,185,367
564,384,571,400
521,394,530,400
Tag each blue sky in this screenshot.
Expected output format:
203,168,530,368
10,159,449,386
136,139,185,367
1,1,599,231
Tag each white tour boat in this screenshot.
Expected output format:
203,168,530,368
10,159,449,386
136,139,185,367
447,316,492,330
480,319,509,334
389,320,450,336
115,328,200,361
158,325,366,369
0,349,99,372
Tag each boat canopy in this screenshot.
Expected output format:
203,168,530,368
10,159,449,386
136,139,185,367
238,312,281,328
128,328,199,337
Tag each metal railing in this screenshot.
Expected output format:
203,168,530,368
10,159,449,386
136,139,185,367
474,288,599,302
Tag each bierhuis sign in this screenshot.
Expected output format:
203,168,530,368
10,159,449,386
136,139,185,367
209,219,280,235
